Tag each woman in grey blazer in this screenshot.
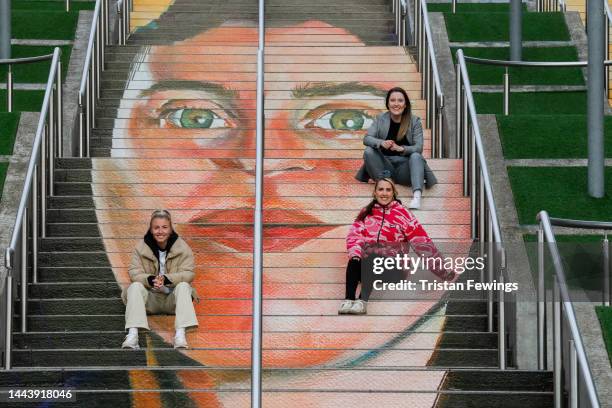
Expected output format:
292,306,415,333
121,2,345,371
354,87,437,209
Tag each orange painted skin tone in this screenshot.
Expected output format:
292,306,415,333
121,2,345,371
94,21,453,405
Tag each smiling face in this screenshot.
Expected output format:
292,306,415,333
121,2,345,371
150,216,172,248
374,179,396,206
93,21,440,372
387,90,407,120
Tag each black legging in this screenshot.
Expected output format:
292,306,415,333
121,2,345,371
345,257,375,301
345,256,404,301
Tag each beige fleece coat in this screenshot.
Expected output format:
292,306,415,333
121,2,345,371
121,237,199,303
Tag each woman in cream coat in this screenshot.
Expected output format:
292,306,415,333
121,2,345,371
121,209,199,349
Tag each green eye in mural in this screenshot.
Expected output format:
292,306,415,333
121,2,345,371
164,108,229,128
313,110,374,131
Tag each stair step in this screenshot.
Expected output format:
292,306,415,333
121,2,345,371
54,183,93,195
48,196,95,209
40,238,105,252
12,331,498,350
46,223,101,237
47,209,98,223
35,266,115,282
28,283,119,298
11,347,500,368
16,313,490,332
55,158,92,169
23,298,490,318
37,252,109,267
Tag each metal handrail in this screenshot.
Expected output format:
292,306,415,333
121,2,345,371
3,47,63,370
462,55,612,115
78,0,129,157
605,0,611,98
0,53,55,113
251,0,264,406
412,0,446,158
456,48,508,368
536,211,601,408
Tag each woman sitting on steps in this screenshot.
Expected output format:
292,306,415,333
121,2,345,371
355,87,437,210
121,209,199,349
339,178,457,315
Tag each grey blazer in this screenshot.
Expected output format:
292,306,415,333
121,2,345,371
355,112,438,187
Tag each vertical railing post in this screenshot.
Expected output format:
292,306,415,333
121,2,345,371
452,0,457,13
498,252,506,369
7,64,12,113
553,275,562,408
603,233,610,306
487,214,494,332
20,214,27,333
503,67,510,115
436,96,444,158
56,59,63,157
78,95,84,157
41,124,47,238
456,62,462,158
31,167,38,284
4,271,13,370
478,169,485,241
538,225,547,369
605,17,610,99
569,339,578,408
469,125,477,238
462,91,469,195
48,90,55,197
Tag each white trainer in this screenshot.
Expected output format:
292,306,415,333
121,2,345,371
409,196,421,209
349,299,367,315
121,332,140,349
338,300,354,314
174,331,189,349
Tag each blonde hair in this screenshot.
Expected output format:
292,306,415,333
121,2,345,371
149,209,173,229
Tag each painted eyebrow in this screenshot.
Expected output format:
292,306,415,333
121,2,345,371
139,80,238,99
292,82,387,98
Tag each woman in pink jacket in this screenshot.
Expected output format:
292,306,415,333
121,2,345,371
340,178,457,315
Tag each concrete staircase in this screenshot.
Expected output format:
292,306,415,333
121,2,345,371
2,0,553,406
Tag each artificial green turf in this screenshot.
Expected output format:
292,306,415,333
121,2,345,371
0,113,20,155
0,45,71,84
427,3,527,13
445,12,570,42
452,46,583,85
508,167,612,224
13,0,95,11
474,91,586,114
12,11,79,40
497,115,612,159
596,307,612,365
0,90,45,112
0,163,8,198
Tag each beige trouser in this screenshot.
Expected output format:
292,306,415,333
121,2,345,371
124,281,198,330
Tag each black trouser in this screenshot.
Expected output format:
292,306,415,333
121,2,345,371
345,256,405,301
345,257,375,301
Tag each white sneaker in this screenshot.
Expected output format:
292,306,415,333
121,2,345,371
349,299,367,315
338,300,354,314
409,196,421,209
174,331,188,349
121,332,140,349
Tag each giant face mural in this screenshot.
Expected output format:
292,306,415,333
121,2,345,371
91,6,468,406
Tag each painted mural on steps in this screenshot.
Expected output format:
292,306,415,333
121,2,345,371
90,1,471,406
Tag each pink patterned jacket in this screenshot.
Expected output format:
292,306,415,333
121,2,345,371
346,200,456,281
